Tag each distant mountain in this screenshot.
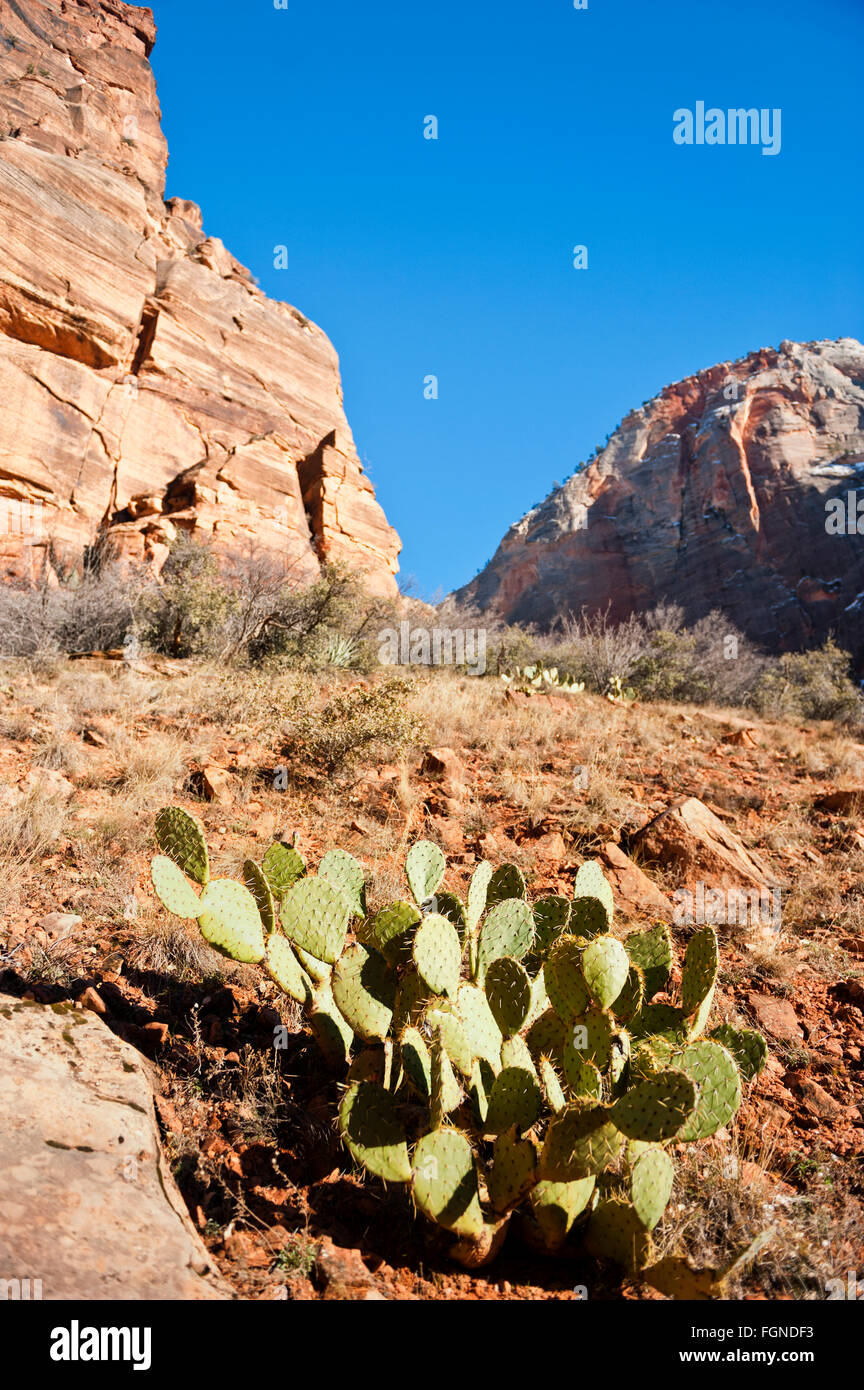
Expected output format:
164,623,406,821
456,338,864,658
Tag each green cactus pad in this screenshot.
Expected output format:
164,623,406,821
486,863,527,907
526,967,551,1028
529,1177,596,1252
155,806,209,885
489,1128,537,1213
565,1005,615,1072
346,1048,385,1086
413,914,462,998
242,859,277,935
319,848,367,917
359,900,421,966
582,934,631,1011
532,895,572,959
544,936,591,1019
631,1003,688,1040
292,944,331,983
393,967,430,1030
537,1055,567,1113
279,875,350,964
456,984,503,1068
332,943,396,1043
673,1040,742,1141
466,860,493,931
432,891,468,938
485,1063,543,1135
150,855,201,919
573,859,614,911
562,1051,603,1100
196,879,266,963
612,964,645,1024
262,840,306,899
478,899,534,975
411,1130,484,1239
399,1026,432,1096
709,1024,768,1083
540,1102,623,1181
339,1081,411,1183
584,1198,652,1272
500,1034,538,1077
430,1031,464,1120
571,861,613,937
264,933,313,1003
631,1146,675,1230
468,1057,494,1125
484,956,532,1036
307,984,353,1069
525,1009,567,1070
625,922,673,1000
611,1069,698,1143
406,840,446,905
427,1005,475,1077
681,926,719,1017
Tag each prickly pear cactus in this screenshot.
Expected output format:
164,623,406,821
147,810,768,1293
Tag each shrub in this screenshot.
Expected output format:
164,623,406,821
751,638,864,726
282,675,425,776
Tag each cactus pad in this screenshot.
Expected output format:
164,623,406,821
262,840,306,899
540,1102,623,1181
155,806,209,885
393,967,430,1030
612,963,645,1023
709,1024,768,1083
486,1062,543,1135
631,1146,675,1230
293,944,331,984
456,984,503,1068
400,1026,432,1096
486,863,526,907
411,1129,484,1239
332,944,396,1042
571,861,614,937
196,879,266,963
544,936,591,1019
466,860,493,931
681,926,719,1016
537,1055,567,1113
413,914,462,998
624,922,673,1000
432,891,468,937
478,899,534,974
562,1051,603,1099
359,900,421,966
279,875,350,964
525,1009,567,1070
264,933,313,1003
427,1005,475,1077
308,984,353,1069
565,1004,615,1071
319,848,367,917
611,1069,698,1142
532,895,572,959
242,859,277,935
406,840,446,905
339,1081,411,1182
673,1039,742,1141
529,1177,595,1252
484,956,532,1036
582,934,631,1011
584,1199,652,1272
489,1128,537,1213
150,855,201,919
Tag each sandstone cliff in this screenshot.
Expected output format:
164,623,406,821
0,0,401,593
457,339,864,656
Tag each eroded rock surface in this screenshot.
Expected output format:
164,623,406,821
0,0,400,592
0,997,233,1299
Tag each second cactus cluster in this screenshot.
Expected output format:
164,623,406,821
150,807,767,1292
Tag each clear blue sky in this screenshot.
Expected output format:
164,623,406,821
148,0,863,598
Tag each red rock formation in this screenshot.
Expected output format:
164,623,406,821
458,339,864,655
0,0,401,593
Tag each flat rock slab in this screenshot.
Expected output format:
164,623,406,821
631,796,778,889
0,998,233,1300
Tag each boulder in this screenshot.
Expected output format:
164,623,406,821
630,797,778,889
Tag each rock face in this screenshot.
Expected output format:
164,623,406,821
0,997,232,1299
457,339,864,656
0,0,400,593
